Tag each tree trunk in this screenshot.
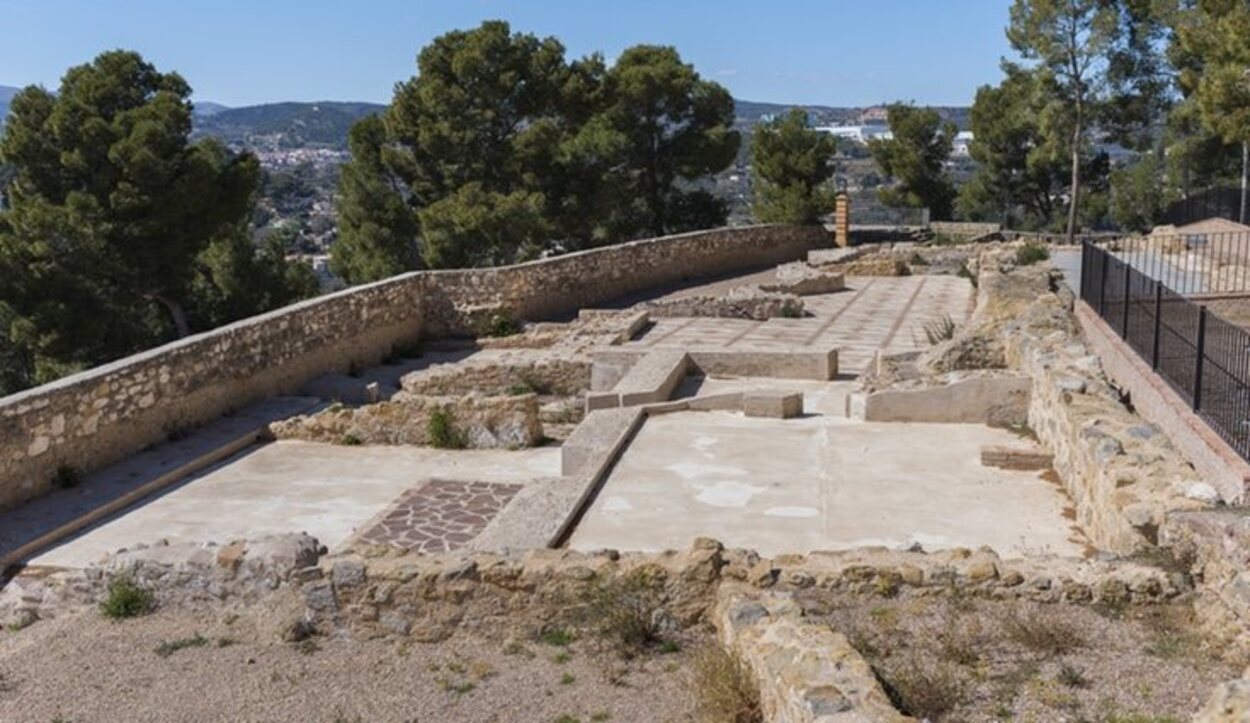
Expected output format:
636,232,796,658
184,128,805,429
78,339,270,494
150,294,191,338
1066,103,1082,244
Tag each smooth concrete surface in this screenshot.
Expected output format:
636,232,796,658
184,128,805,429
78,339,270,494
28,440,560,568
629,275,974,374
567,407,1085,559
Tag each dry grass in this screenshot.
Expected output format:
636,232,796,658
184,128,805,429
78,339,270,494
690,646,762,723
583,571,670,658
797,591,1234,722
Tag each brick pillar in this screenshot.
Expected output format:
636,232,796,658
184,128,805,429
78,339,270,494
834,192,851,248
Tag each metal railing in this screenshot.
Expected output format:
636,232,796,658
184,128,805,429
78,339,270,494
1103,231,1250,296
1081,239,1250,460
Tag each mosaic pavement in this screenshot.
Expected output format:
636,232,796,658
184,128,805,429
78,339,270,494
357,479,522,552
631,276,975,374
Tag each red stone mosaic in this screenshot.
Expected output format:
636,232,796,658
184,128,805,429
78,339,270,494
357,479,521,553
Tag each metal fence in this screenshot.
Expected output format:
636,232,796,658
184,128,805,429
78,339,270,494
1081,240,1250,461
1102,231,1250,296
1161,186,1246,227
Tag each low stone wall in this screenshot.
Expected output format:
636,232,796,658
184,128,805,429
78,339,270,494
2,225,823,513
930,221,1001,241
269,393,543,449
847,371,1029,425
0,534,1189,632
716,592,912,723
423,224,829,334
0,276,428,511
1161,511,1250,660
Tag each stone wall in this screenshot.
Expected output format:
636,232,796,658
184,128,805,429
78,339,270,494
0,276,428,511
422,224,828,334
929,221,1001,241
1,225,824,512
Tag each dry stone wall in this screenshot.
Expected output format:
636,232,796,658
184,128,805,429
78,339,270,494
1,225,823,512
0,276,428,511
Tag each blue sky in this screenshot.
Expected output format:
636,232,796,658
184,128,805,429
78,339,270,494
0,0,1018,107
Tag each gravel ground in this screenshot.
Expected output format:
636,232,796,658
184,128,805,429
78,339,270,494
0,600,698,723
799,591,1238,722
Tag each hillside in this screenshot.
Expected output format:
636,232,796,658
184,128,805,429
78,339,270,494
734,98,970,129
0,85,19,125
191,101,385,149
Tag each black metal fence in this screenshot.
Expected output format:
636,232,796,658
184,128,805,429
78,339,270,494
1081,240,1250,460
1161,186,1246,227
1104,232,1250,296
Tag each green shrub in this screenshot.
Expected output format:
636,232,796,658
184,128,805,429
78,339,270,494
779,300,804,318
100,577,154,619
1015,243,1050,266
154,634,208,658
481,313,522,338
341,433,363,446
427,407,466,449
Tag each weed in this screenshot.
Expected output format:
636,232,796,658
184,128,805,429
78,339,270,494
1000,605,1082,657
935,611,983,667
154,634,208,658
296,638,320,655
586,571,668,657
877,659,968,720
690,646,763,723
427,407,466,449
780,300,804,318
1057,663,1089,688
560,672,576,685
659,639,681,654
541,627,575,647
1015,242,1050,266
1143,631,1199,660
507,382,537,396
340,433,362,446
922,314,957,345
437,678,475,695
215,637,236,648
100,577,154,619
482,313,522,338
553,716,580,723
590,713,612,722
1102,715,1181,723
552,651,571,664
53,464,81,489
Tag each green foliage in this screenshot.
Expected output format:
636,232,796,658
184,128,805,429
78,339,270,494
0,50,317,395
1111,152,1172,233
154,634,208,658
330,114,420,284
335,22,738,273
427,407,466,449
100,577,154,619
340,434,362,446
1176,1,1250,146
1015,243,1050,266
690,646,763,723
751,109,836,224
478,312,523,338
1007,0,1118,240
868,104,957,219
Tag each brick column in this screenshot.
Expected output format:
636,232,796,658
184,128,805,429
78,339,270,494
834,192,851,248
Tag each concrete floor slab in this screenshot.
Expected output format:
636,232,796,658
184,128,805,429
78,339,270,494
567,408,1084,559
28,440,559,568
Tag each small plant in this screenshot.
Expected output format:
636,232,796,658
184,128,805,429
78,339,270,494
296,638,320,655
1001,605,1082,656
482,313,522,338
659,639,681,654
553,716,580,723
922,314,957,345
154,634,208,658
541,627,575,647
100,577,154,619
53,464,82,489
1057,663,1089,688
779,300,804,318
559,672,576,685
586,571,668,657
551,651,571,664
690,646,763,723
590,713,612,722
427,407,466,449
507,382,537,396
340,433,362,446
877,659,968,720
1015,242,1050,266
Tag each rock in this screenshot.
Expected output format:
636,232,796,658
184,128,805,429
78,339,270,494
760,263,847,296
332,559,367,589
1196,677,1250,722
303,581,337,613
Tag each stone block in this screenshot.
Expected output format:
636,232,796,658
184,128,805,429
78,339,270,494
743,391,803,419
980,444,1054,471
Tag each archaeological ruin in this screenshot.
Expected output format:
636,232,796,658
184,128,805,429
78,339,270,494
5,222,1250,721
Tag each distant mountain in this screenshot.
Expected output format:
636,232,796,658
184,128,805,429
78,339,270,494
734,98,970,130
192,100,232,117
191,101,385,149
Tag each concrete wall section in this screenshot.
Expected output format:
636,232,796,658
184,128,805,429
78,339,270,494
1075,302,1250,503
